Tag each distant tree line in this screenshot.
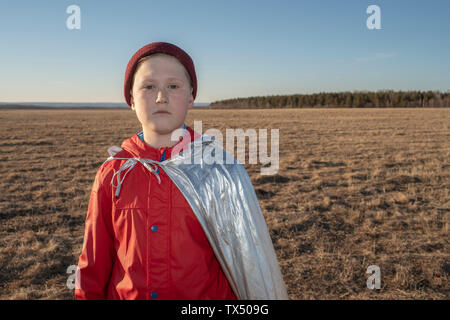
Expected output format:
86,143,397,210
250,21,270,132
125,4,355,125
209,90,450,109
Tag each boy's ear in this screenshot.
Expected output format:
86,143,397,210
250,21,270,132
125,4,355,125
187,87,194,110
130,90,135,111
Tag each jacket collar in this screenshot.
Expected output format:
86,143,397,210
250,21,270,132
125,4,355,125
120,126,201,161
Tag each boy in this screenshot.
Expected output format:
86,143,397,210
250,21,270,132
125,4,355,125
75,42,288,300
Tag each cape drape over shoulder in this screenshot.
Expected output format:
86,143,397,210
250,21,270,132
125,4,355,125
106,134,289,300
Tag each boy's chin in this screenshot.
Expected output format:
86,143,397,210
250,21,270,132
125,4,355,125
144,122,184,136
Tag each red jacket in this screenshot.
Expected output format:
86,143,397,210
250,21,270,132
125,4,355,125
75,126,237,300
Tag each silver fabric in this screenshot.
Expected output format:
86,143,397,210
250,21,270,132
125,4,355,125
107,134,289,300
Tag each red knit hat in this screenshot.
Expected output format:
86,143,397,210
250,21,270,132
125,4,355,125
124,42,197,107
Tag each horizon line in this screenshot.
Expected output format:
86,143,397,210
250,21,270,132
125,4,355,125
0,101,211,105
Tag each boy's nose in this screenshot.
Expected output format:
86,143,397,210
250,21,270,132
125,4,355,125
156,89,168,104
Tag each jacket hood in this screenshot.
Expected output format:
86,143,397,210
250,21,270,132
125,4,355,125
119,126,201,161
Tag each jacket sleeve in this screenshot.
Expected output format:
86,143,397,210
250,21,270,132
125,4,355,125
75,165,115,300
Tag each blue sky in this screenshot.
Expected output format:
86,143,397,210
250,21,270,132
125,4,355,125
0,0,449,103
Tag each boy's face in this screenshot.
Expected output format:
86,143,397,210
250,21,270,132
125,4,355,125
130,54,194,136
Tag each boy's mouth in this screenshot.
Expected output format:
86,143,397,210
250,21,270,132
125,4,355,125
153,110,171,115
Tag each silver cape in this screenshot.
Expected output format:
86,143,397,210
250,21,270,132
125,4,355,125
105,134,289,300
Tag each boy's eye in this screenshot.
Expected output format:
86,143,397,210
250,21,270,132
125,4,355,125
143,84,179,90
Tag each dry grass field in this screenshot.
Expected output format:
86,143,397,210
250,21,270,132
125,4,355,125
0,107,448,300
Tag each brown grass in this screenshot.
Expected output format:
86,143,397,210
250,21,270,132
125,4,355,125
0,108,448,299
